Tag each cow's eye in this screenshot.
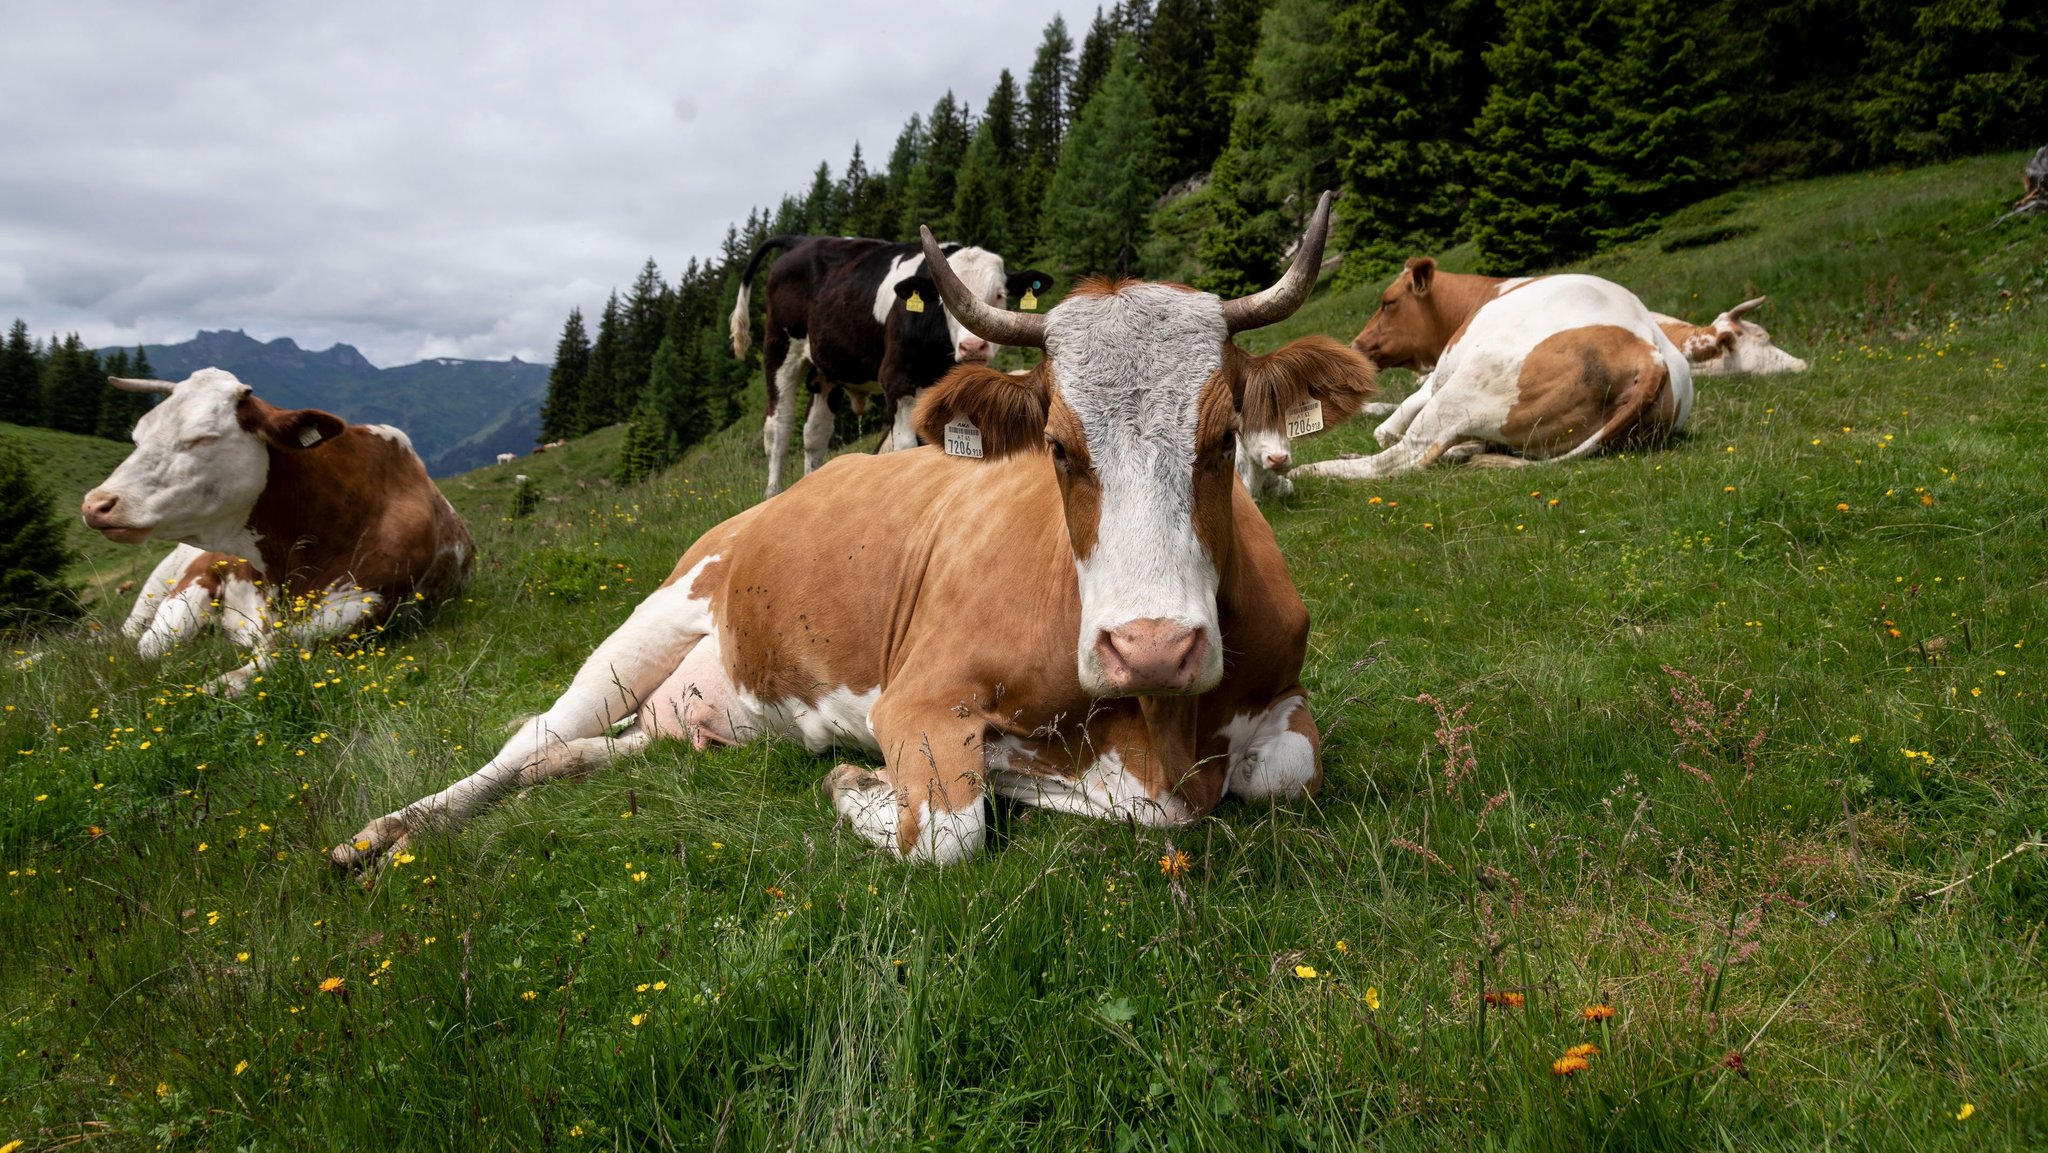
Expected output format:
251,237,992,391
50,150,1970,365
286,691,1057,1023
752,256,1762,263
1048,439,1068,469
1217,429,1236,457
181,434,219,449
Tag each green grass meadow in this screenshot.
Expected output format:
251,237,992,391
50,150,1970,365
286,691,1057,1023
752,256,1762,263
4,153,2046,1150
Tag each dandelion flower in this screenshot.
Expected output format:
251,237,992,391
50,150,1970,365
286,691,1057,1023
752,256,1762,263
235,951,250,963
1334,940,1348,953
1483,991,1525,1008
1581,1004,1616,1021
1294,965,1319,980
521,990,537,1001
1364,986,1381,1012
1551,1055,1590,1076
1955,1102,1975,1121
234,1060,248,1076
652,981,667,991
630,1013,646,1027
156,1081,170,1097
1836,503,1850,511
1159,850,1190,878
1565,1043,1600,1059
318,976,345,994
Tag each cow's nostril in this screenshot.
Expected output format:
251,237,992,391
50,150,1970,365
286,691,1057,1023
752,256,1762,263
1264,452,1291,473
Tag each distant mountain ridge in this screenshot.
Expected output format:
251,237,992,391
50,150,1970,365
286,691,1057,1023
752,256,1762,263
101,329,550,476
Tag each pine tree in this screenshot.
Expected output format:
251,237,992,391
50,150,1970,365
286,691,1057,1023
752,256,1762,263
95,346,157,439
1468,0,1724,273
614,337,681,486
874,116,923,241
1145,0,1219,184
1041,41,1160,276
577,292,627,433
1206,0,1270,131
1072,7,1118,120
1854,0,2048,164
539,308,592,442
1197,0,1356,295
0,435,79,633
42,335,104,435
1331,0,1494,283
0,321,39,421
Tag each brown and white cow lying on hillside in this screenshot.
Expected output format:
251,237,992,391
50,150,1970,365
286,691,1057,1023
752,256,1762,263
333,196,1356,870
82,368,474,693
1651,296,1808,377
1283,258,1695,481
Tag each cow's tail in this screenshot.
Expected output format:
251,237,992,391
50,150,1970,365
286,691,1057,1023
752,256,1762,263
1555,349,1671,462
728,234,802,359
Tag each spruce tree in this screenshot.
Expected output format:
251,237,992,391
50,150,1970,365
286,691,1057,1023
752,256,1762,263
1206,0,1270,132
1854,0,2048,163
875,115,923,241
952,124,1010,252
617,260,670,418
803,161,840,234
0,435,79,633
901,93,972,239
840,143,883,236
1197,0,1356,294
1072,7,1118,120
0,321,39,421
42,335,104,435
539,308,592,442
1145,0,1219,184
96,346,156,438
577,292,627,433
1331,0,1494,283
1468,0,1723,273
1041,41,1159,276
1024,17,1077,171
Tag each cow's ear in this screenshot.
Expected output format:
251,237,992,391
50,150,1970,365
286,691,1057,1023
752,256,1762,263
895,275,938,302
913,363,1050,460
251,403,348,450
1006,269,1054,299
1405,256,1436,297
1240,336,1378,432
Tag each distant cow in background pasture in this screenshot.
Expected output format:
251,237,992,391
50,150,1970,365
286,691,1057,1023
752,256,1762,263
729,233,1051,497
496,451,518,464
1652,297,1808,376
82,368,474,693
1285,258,1692,481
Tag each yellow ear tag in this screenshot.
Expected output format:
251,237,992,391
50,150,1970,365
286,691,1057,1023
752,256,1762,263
1020,289,1038,311
905,291,925,313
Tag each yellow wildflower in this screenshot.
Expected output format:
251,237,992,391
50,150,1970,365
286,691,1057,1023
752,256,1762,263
1293,965,1318,980
319,976,345,994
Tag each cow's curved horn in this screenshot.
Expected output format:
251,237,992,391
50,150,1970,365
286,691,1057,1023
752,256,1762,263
918,225,1046,349
108,376,176,394
1222,190,1334,334
1725,295,1768,319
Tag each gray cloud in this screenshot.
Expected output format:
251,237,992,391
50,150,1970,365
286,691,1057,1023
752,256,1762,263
2,0,1075,365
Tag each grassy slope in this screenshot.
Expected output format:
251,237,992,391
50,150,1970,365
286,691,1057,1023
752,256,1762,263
4,153,2046,1151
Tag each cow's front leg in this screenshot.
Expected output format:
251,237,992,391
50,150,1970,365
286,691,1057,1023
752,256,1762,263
823,692,986,864
1373,372,1436,447
1216,691,1322,802
887,388,922,452
331,577,713,870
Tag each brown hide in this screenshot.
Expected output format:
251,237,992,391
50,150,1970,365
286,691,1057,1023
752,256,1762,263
1350,257,1514,370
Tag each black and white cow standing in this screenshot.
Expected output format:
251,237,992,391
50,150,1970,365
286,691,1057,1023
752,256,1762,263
727,234,1051,497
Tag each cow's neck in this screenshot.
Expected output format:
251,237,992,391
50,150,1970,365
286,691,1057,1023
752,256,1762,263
1429,272,1513,359
245,432,381,589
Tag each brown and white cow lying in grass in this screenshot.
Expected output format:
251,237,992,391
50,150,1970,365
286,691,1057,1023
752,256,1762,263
82,368,474,693
334,196,1358,869
1284,258,1695,481
1651,296,1809,377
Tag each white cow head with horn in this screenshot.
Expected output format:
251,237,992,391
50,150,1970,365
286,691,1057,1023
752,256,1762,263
913,191,1369,697
1659,296,1809,377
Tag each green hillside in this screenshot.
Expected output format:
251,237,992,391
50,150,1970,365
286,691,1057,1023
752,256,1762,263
3,155,2046,1150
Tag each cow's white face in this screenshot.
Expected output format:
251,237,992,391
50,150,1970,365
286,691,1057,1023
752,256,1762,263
942,247,1009,363
82,369,273,550
1236,428,1295,499
1703,317,1808,376
1043,283,1236,697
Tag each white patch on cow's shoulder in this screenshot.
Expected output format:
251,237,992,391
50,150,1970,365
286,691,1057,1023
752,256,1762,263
1046,284,1227,694
739,685,883,755
125,545,205,639
988,746,1197,826
872,253,927,324
363,424,413,450
1218,696,1316,800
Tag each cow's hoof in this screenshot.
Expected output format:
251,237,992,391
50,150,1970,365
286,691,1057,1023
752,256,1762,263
330,815,411,871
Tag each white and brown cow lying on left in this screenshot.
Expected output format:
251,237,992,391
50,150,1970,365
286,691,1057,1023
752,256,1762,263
83,368,474,693
333,195,1355,870
1651,296,1808,377
1286,258,1695,481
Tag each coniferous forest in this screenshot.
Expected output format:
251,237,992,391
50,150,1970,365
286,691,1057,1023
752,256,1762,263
533,0,2046,482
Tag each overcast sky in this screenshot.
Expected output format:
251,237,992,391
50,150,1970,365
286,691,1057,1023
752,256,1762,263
1,0,1077,367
